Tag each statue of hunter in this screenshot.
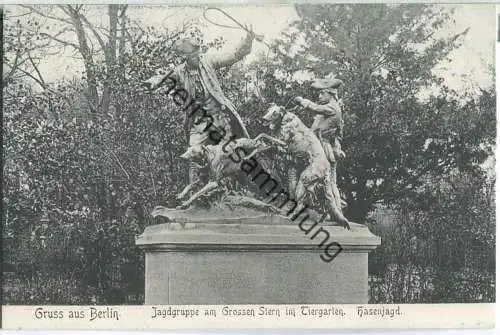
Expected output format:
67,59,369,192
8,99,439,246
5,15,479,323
294,77,346,210
142,27,255,196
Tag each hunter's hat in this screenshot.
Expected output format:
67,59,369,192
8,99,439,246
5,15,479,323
311,78,343,94
173,28,203,54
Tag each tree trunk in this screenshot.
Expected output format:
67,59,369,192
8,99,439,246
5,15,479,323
66,6,99,111
118,5,128,67
100,5,119,114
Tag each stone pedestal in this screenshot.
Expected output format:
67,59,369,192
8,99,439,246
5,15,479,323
136,217,380,304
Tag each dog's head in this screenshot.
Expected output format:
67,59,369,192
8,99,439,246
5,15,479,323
179,145,208,167
262,103,285,131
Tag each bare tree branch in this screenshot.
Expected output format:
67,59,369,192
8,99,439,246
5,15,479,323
56,4,71,16
28,54,46,87
77,12,107,50
64,4,100,109
20,5,73,25
119,5,128,18
5,11,32,19
16,67,45,89
3,49,22,85
39,32,79,50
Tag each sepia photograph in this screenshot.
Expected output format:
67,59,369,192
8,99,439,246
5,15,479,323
2,2,496,315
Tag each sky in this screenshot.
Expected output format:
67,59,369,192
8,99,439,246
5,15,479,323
5,4,497,94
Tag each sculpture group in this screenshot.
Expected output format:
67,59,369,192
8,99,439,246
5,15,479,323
142,23,353,229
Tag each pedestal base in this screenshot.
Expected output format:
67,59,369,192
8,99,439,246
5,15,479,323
136,222,380,304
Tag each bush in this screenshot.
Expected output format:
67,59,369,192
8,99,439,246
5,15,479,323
370,266,495,303
368,171,495,303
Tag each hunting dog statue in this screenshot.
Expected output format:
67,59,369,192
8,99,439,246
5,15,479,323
175,136,278,209
261,103,352,229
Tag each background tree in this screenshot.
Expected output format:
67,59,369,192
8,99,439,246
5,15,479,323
12,5,129,113
218,4,496,303
2,9,195,303
242,4,495,223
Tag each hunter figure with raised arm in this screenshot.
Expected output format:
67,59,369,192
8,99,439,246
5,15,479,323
294,77,346,211
295,77,345,164
142,27,255,198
